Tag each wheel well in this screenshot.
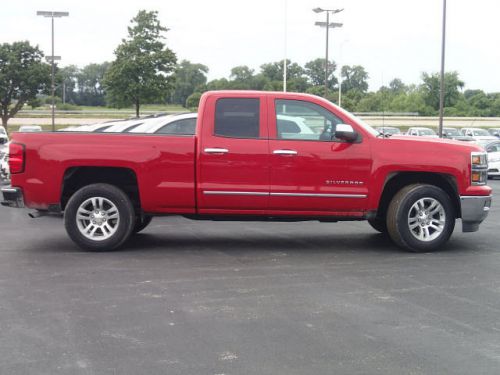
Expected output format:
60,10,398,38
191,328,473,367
61,167,140,212
377,172,461,220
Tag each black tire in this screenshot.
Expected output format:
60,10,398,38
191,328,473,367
368,217,387,233
64,183,136,251
133,215,153,234
387,184,455,252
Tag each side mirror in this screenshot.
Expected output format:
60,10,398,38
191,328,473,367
335,124,358,142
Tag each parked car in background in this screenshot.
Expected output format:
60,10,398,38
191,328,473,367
483,141,500,179
18,125,42,132
130,113,197,134
0,143,9,183
442,127,475,142
406,127,438,138
61,121,130,133
461,128,497,142
488,128,500,138
375,126,401,137
0,126,9,145
102,119,146,133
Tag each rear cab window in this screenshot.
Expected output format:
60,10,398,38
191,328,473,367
214,98,260,139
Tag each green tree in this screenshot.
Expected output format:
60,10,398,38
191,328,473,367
304,58,337,89
77,62,110,106
172,60,208,106
56,65,79,104
0,41,50,127
260,60,305,82
104,10,177,116
420,71,464,111
186,92,202,109
205,78,231,91
388,78,407,94
228,65,256,89
341,65,369,94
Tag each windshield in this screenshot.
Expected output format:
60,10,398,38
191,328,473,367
473,129,490,136
420,129,436,136
334,106,379,136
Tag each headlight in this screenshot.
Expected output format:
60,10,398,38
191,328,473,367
471,152,488,185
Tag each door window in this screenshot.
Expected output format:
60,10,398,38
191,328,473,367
215,98,260,139
275,100,343,141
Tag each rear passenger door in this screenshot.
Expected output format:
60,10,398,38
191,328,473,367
198,95,269,213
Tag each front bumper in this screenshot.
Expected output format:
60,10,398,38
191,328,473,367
460,195,492,232
1,186,24,208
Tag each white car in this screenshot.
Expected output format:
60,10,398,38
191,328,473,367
0,126,8,145
61,121,130,133
406,127,439,138
102,119,146,133
0,143,9,183
18,125,42,132
484,141,500,179
460,128,497,142
130,113,197,134
276,114,316,139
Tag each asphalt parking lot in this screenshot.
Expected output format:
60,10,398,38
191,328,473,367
1,182,500,374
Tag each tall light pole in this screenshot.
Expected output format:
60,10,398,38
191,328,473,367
313,7,343,98
283,0,288,92
37,11,69,132
338,39,348,107
438,0,447,138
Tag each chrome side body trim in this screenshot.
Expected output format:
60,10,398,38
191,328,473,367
203,191,367,198
203,191,268,196
270,192,367,198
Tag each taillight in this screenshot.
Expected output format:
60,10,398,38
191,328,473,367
9,143,25,174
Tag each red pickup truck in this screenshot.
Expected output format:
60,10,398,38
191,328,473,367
1,91,492,252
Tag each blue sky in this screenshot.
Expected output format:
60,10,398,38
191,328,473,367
2,0,499,92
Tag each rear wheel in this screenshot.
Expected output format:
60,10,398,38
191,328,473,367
64,183,136,251
133,215,153,234
387,184,455,252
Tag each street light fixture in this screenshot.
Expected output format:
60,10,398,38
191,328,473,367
37,11,69,132
313,7,344,98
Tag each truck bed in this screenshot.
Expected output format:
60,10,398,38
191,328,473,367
10,132,197,213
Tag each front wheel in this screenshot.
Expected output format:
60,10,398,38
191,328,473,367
64,183,136,251
387,184,455,252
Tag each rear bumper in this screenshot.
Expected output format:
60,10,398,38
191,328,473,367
460,195,492,232
1,186,24,208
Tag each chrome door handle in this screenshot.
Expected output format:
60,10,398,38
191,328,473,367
204,148,229,154
273,149,298,155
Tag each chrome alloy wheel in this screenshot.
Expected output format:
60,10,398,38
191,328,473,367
76,197,120,241
407,197,446,242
